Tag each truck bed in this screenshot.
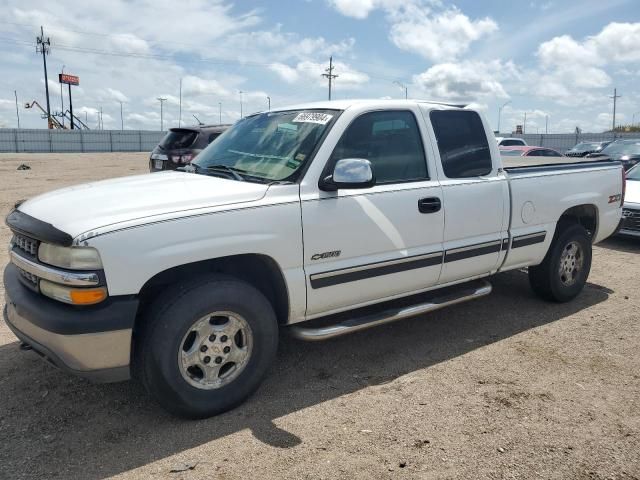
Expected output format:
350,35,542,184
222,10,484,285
501,156,615,169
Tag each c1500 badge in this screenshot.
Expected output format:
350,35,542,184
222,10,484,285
311,250,341,260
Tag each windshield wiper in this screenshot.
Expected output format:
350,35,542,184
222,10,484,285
202,164,247,182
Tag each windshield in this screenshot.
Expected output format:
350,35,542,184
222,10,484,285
571,142,599,151
601,141,640,156
192,109,338,182
500,149,524,156
500,139,524,146
628,164,640,180
159,129,198,150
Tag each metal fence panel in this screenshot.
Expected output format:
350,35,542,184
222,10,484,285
2,128,637,155
498,132,640,153
0,129,167,153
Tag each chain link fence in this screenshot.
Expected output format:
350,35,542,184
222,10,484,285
0,129,165,153
496,132,640,153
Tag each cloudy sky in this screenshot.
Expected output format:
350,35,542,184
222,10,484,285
0,0,639,133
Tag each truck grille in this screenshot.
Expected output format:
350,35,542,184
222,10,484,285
12,233,39,257
565,151,587,157
621,208,640,233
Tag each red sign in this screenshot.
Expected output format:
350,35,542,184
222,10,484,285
59,73,79,86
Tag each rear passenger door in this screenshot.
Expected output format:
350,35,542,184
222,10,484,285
425,108,509,284
301,109,444,318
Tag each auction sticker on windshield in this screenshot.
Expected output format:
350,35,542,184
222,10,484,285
292,112,333,125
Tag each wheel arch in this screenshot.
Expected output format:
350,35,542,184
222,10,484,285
557,203,598,240
135,254,290,327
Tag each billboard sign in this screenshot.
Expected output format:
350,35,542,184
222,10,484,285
59,73,79,86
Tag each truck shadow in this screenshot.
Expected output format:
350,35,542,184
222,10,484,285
598,236,640,254
0,270,610,479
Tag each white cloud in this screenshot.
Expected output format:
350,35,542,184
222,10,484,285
181,76,229,98
389,8,497,62
269,63,300,83
328,0,497,61
412,60,517,101
269,60,369,90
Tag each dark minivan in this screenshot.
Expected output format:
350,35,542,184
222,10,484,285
149,124,231,172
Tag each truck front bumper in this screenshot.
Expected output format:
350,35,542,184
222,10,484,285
3,264,138,383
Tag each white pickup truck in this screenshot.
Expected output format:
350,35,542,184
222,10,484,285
3,100,625,418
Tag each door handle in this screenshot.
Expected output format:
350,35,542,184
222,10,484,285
418,197,441,214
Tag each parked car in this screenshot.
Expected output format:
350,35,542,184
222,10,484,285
500,146,563,157
619,163,639,238
587,139,640,171
150,124,231,172
565,141,611,157
495,136,527,146
4,99,624,418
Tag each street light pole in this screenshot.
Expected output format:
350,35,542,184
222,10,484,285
219,102,222,124
497,100,511,133
393,81,408,99
267,96,271,111
239,91,244,119
157,97,167,131
119,101,124,130
523,112,528,135
60,65,65,127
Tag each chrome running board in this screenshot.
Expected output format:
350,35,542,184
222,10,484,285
289,279,492,341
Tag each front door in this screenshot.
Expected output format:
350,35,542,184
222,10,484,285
301,109,445,318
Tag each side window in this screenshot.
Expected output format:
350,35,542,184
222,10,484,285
208,133,220,144
528,149,543,157
430,110,492,178
544,149,559,157
330,110,428,184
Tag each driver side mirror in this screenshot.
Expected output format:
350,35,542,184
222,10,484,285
320,158,375,191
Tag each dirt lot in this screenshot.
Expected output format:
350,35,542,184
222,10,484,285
0,153,639,480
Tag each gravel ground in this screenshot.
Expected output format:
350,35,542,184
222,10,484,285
0,153,639,480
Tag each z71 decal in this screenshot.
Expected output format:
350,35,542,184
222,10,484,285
311,250,341,261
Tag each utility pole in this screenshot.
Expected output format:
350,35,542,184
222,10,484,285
609,88,621,133
322,56,338,100
36,26,52,128
497,100,511,133
393,81,408,99
545,115,549,134
119,101,124,130
239,91,243,118
267,95,271,111
179,78,182,127
218,102,222,124
85,111,88,126
60,65,65,127
99,106,103,130
523,112,527,135
14,90,20,128
157,97,167,131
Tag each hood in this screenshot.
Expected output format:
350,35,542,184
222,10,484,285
625,179,640,205
17,172,269,238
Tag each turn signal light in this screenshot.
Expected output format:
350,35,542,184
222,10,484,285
70,288,108,305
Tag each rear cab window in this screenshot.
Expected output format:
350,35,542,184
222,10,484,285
430,110,492,178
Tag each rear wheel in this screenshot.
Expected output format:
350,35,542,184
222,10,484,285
528,223,592,302
136,274,278,418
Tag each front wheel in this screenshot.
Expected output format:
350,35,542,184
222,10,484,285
528,223,592,302
136,274,278,418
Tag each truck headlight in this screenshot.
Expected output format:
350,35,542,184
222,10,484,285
40,279,108,305
38,244,103,270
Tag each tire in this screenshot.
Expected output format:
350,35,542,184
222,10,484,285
528,223,592,303
135,274,278,419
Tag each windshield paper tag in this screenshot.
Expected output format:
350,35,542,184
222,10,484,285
292,112,333,125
